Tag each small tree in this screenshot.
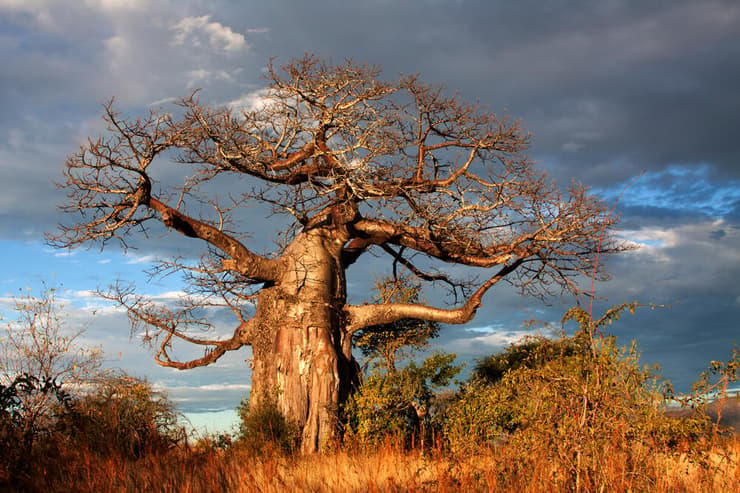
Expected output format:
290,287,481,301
347,275,459,446
345,351,460,448
353,275,440,374
0,284,106,455
0,283,105,386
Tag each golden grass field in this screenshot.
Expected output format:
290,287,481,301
27,434,737,493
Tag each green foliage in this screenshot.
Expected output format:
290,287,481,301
59,374,184,458
446,303,713,469
346,275,460,447
345,351,461,446
353,275,440,373
473,332,590,385
682,344,740,408
236,390,300,454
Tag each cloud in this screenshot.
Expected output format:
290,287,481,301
184,68,235,88
607,219,740,297
228,87,277,113
124,253,158,265
85,0,146,11
441,328,537,356
0,2,267,240
610,165,740,218
171,15,249,54
158,382,251,394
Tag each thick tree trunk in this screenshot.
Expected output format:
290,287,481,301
248,227,358,453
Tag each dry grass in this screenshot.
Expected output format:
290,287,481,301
19,435,737,493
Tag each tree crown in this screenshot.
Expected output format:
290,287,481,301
49,55,625,369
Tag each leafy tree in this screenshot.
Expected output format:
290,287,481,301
50,54,625,452
348,275,458,446
345,351,461,448
354,275,440,374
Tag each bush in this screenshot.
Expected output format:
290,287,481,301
445,304,714,489
236,390,300,454
59,373,185,458
472,332,589,385
0,374,74,487
344,351,461,448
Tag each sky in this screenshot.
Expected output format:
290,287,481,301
1,0,739,434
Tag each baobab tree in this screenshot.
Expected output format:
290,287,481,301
50,55,623,452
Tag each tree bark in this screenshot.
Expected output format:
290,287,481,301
247,226,357,453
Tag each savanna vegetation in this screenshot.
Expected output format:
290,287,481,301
2,56,736,490
2,286,739,492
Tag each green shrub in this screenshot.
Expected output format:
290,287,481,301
473,332,590,385
236,390,300,454
445,303,714,484
344,351,461,447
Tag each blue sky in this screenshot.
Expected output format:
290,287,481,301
1,0,739,433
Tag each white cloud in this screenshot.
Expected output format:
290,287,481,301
185,68,235,88
85,0,146,11
441,328,535,355
53,249,78,258
228,87,274,112
1,4,256,106
72,289,99,299
0,0,148,33
604,219,740,303
157,382,250,393
125,253,157,265
171,15,248,54
619,219,738,259
148,290,188,301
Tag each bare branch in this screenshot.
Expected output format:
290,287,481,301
345,260,522,334
100,282,252,370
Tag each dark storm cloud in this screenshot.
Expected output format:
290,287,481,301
3,0,739,231
292,1,738,184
